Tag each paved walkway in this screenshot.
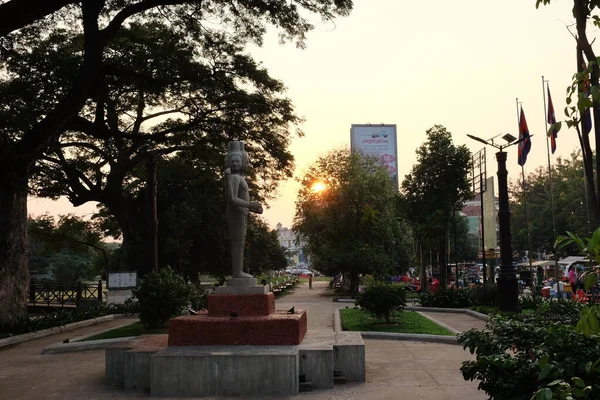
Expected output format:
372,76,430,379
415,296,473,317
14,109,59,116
277,281,346,330
418,311,487,333
0,281,488,399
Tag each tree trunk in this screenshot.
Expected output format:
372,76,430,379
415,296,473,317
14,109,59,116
438,234,447,288
418,241,426,290
349,271,360,295
574,1,600,225
0,165,29,320
111,198,151,277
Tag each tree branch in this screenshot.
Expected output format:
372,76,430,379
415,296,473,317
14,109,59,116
141,108,184,122
56,141,112,161
132,90,145,135
15,0,105,164
101,0,186,40
0,0,76,37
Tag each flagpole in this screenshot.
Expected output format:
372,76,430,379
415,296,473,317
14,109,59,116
542,76,560,291
517,98,534,290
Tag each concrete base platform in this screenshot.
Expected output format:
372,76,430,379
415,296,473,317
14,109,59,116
334,331,366,382
105,330,365,396
151,345,299,397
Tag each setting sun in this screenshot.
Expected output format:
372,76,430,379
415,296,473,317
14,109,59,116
311,182,326,193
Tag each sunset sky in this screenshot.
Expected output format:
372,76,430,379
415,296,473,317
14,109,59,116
28,0,597,232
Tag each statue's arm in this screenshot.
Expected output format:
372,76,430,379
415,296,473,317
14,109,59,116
225,174,262,213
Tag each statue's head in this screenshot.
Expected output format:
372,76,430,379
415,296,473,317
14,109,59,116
225,140,249,172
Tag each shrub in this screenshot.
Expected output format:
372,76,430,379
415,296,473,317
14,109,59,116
519,292,543,310
132,266,192,328
458,306,599,400
357,282,406,322
525,299,584,326
419,286,472,308
0,304,117,336
468,283,499,307
190,285,209,311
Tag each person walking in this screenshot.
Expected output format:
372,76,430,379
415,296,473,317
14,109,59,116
568,265,578,298
309,274,313,290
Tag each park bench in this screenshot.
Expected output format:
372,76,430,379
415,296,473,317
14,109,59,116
270,281,282,293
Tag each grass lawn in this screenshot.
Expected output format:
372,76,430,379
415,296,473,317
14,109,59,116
340,308,454,336
81,321,166,341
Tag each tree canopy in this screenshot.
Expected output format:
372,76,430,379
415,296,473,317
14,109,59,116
0,0,354,320
536,0,600,226
401,125,472,286
293,149,413,292
6,21,302,274
510,151,592,257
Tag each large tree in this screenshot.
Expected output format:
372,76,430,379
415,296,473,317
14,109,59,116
293,149,413,293
401,125,472,288
510,151,591,257
537,0,600,226
91,155,287,280
0,0,353,320
17,21,299,275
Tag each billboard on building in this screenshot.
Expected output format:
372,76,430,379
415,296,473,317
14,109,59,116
483,176,497,250
350,124,398,186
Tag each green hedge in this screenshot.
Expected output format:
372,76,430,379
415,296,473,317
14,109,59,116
0,303,130,336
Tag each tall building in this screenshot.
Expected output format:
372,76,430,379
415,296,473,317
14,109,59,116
275,223,306,266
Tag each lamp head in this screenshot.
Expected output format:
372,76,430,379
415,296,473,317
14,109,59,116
502,133,517,143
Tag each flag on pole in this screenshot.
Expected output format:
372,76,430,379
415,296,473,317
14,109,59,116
518,107,531,166
547,85,558,153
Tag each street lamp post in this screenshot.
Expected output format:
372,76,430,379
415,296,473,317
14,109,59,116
466,133,532,312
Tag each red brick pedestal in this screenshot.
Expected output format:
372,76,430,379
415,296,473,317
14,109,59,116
207,292,275,317
167,292,308,346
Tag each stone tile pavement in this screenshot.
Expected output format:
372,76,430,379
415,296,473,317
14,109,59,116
0,281,488,399
417,311,488,333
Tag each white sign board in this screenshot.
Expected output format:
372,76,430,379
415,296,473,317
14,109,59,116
108,272,137,289
350,124,399,186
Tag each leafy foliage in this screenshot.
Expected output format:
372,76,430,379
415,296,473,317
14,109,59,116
0,304,125,336
189,285,209,312
293,149,413,293
458,301,598,400
401,125,472,286
510,152,591,256
357,282,407,323
131,266,192,328
468,283,500,307
0,0,354,320
27,214,111,281
419,286,472,308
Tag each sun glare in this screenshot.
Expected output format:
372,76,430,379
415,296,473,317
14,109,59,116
311,182,326,193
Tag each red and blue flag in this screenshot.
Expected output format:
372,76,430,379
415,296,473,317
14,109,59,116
518,107,531,166
547,85,557,153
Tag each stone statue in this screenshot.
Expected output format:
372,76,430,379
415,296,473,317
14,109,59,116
224,141,263,279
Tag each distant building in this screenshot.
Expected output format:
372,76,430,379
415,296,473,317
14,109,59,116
276,223,307,266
